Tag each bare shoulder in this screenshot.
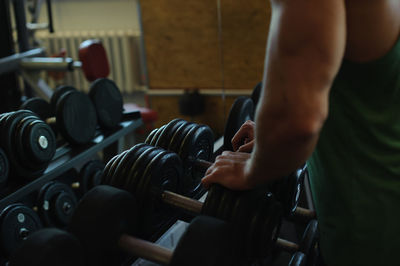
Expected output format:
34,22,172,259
345,0,400,62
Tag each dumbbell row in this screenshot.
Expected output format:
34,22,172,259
9,212,264,266
101,143,317,260
8,218,311,266
72,185,316,266
20,78,123,145
69,186,239,266
143,119,315,220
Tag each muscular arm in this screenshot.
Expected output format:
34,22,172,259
247,0,346,186
203,0,346,189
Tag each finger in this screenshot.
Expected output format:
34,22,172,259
237,141,254,153
232,121,255,151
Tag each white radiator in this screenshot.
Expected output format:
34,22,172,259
36,30,143,94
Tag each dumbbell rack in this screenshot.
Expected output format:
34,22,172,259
0,115,142,210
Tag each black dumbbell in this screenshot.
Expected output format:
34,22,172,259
52,79,124,131
8,228,85,266
101,143,315,260
251,81,262,112
36,181,78,228
273,219,319,265
145,120,313,220
88,78,124,129
224,96,254,151
20,97,53,122
48,88,98,145
68,185,238,266
0,203,43,258
19,97,58,136
145,119,214,197
0,110,56,178
0,148,10,188
77,159,105,193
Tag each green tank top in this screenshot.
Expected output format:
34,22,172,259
307,38,400,266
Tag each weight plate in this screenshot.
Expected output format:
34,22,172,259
22,120,56,164
216,188,237,221
230,190,256,258
202,184,225,217
223,97,254,151
79,160,105,193
0,204,43,257
111,143,148,188
88,78,123,129
2,111,34,177
9,228,85,266
126,146,161,196
178,124,204,196
101,153,123,185
50,85,77,113
144,127,158,144
37,182,78,227
106,150,129,187
170,216,234,266
0,148,9,188
299,220,318,256
251,82,262,113
181,124,214,181
14,115,40,170
250,194,282,258
273,165,306,217
150,125,165,146
68,186,138,266
138,150,182,234
139,149,182,201
288,252,307,266
155,118,185,149
168,121,194,153
56,91,97,145
20,97,53,120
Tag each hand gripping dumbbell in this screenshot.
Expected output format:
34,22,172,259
0,110,56,178
101,143,315,261
145,119,315,220
68,185,238,266
8,228,85,266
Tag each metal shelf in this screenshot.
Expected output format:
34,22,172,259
0,116,143,210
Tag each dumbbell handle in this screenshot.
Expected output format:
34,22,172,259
276,238,299,253
119,234,172,265
161,190,203,214
295,207,316,220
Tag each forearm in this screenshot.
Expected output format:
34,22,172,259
243,0,346,186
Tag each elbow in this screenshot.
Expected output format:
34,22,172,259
292,108,328,141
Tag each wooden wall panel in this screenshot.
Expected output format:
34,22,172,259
140,0,221,89
140,0,271,90
221,0,271,89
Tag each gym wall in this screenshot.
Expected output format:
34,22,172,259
141,0,271,135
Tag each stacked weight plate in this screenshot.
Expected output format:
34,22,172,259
144,119,214,197
101,143,183,237
0,110,56,179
